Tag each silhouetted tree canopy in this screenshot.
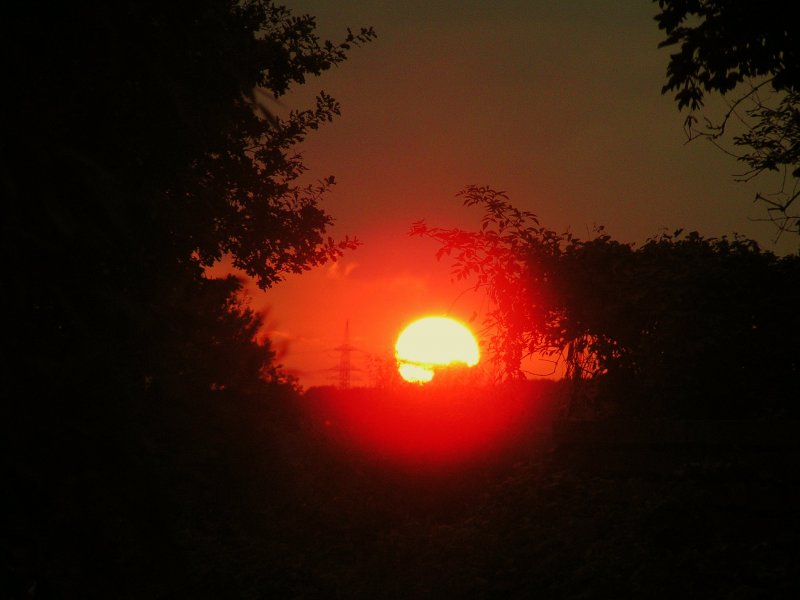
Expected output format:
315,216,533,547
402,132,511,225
655,0,798,109
413,186,800,417
654,0,800,235
4,0,373,290
3,1,374,401
3,3,375,595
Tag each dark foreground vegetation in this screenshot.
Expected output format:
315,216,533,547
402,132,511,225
7,381,800,598
4,1,800,597
413,186,800,420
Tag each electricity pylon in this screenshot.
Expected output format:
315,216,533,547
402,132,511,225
332,320,358,389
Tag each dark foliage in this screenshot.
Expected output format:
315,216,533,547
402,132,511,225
413,186,800,418
654,0,798,110
10,377,800,598
2,0,374,421
2,1,374,596
5,2,799,596
654,0,800,235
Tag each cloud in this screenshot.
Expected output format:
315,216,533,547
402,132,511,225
325,261,359,279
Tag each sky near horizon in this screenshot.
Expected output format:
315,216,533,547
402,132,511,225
219,0,796,388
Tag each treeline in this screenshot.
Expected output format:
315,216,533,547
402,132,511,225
3,1,374,596
413,186,800,418
4,0,373,410
4,0,799,596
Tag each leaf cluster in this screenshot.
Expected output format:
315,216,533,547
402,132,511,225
654,0,799,110
3,4,374,540
414,187,800,417
4,0,374,405
4,0,375,292
654,0,800,236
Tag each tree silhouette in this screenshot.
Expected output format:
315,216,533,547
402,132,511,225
3,4,373,594
656,0,800,233
654,0,800,236
3,1,374,400
413,186,800,417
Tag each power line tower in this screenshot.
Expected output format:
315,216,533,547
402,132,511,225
333,320,357,389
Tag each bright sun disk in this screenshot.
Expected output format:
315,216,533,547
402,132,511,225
395,316,480,383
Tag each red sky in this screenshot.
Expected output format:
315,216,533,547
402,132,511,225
218,0,797,388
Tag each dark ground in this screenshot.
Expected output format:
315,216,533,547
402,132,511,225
5,387,800,599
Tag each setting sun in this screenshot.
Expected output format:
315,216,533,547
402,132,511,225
395,316,480,383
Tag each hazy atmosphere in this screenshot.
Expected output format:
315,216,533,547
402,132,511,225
234,0,797,387
6,1,799,597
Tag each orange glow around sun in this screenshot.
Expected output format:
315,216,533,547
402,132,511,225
302,318,544,470
395,316,480,383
